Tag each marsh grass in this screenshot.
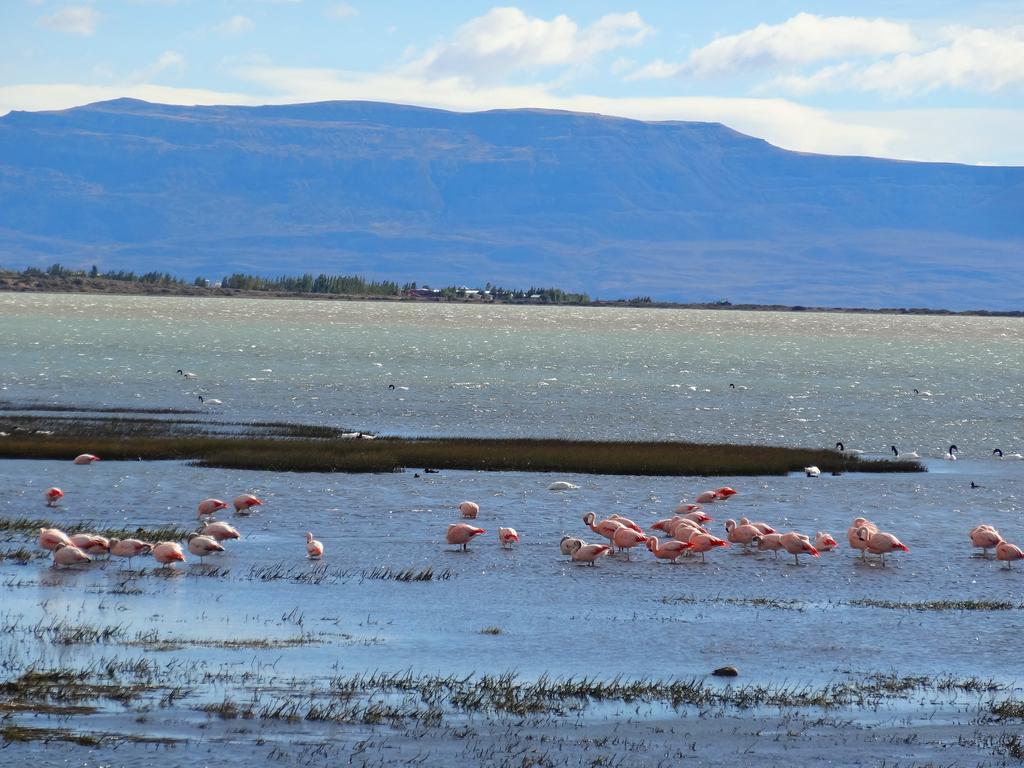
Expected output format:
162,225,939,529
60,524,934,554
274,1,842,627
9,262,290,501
0,516,190,543
128,629,319,651
245,563,455,585
661,596,806,611
0,424,924,476
850,599,1018,611
0,724,178,746
0,547,38,564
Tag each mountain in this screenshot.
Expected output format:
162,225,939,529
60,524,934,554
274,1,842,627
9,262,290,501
1,98,1021,309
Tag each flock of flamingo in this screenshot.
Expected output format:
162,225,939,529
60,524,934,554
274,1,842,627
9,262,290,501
22,455,1024,572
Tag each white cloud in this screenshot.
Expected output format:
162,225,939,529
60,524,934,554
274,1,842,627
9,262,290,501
326,3,358,19
130,51,185,84
771,26,1024,96
38,5,99,37
411,7,651,81
215,15,255,38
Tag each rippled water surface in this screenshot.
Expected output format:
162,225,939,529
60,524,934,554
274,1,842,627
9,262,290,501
1,294,1023,766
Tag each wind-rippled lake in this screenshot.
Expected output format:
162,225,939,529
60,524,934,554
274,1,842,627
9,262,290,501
1,293,1023,766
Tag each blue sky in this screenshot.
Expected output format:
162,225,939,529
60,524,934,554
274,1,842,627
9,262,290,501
3,1,1023,164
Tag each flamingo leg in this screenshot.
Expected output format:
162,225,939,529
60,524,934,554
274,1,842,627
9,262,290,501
794,553,800,566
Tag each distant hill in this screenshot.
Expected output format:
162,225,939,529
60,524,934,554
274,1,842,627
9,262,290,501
0,98,1021,309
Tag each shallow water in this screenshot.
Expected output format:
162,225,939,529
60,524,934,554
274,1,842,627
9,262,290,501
2,295,1023,764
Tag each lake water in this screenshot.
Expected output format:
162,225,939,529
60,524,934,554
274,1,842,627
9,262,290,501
1,294,1023,766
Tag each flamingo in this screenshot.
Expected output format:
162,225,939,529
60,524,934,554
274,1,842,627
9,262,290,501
993,449,1024,460
715,487,738,498
108,538,152,568
69,534,110,557
669,518,707,540
44,487,64,507
306,531,324,559
568,540,611,566
675,503,704,514
738,517,776,535
559,536,585,561
805,466,821,477
447,523,485,551
969,524,1002,557
780,532,820,565
458,501,480,519
233,494,263,514
857,526,909,566
201,521,240,541
944,444,959,460
847,517,878,559
611,527,648,559
814,532,838,552
73,454,100,465
891,446,920,460
582,512,625,543
547,481,579,491
52,544,91,568
38,527,71,551
197,498,229,517
608,514,643,533
757,533,784,557
186,533,224,563
683,531,729,563
498,527,519,549
996,541,1024,569
152,541,186,567
724,519,762,550
646,537,690,563
695,490,723,504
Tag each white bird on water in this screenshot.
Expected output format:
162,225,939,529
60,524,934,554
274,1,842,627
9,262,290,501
198,396,223,405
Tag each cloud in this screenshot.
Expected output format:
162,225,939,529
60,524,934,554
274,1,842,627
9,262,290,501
628,12,917,81
410,7,651,81
770,26,1024,96
130,51,185,84
326,3,358,19
215,15,255,38
38,5,99,37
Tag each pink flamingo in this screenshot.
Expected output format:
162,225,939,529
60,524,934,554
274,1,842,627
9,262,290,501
724,519,762,550
848,517,878,559
612,527,648,559
969,525,1002,558
669,518,706,539
197,498,229,517
856,526,909,566
780,532,820,565
646,537,690,563
715,487,738,498
38,527,71,551
650,518,676,534
152,541,186,567
233,494,263,514
306,531,324,559
568,540,611,566
108,538,152,568
69,533,110,557
201,521,240,541
684,530,730,562
559,536,585,560
498,527,519,549
815,532,838,552
757,533,784,557
739,517,775,535
695,490,722,504
609,514,643,533
675,503,704,514
582,512,625,543
996,540,1024,569
44,487,64,507
73,454,100,465
187,533,224,563
458,501,480,519
447,523,485,551
52,543,91,568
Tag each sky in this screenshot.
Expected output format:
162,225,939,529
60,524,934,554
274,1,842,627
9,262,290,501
2,1,1023,165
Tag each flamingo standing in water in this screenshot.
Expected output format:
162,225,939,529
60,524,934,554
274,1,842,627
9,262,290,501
814,532,838,552
38,527,71,551
447,523,485,551
847,517,878,560
611,527,648,559
306,531,324,559
682,530,729,563
568,540,611,566
458,501,480,519
44,487,64,507
152,541,186,567
715,487,738,498
724,519,762,551
197,498,229,517
695,490,723,504
233,494,263,514
69,534,110,558
73,454,100,465
757,533,784,557
779,532,820,565
108,538,152,569
675,503,705,514
739,518,776,535
856,526,909,566
969,525,1002,557
609,514,643,533
201,521,240,541
186,533,224,564
498,527,519,549
646,537,690,563
52,543,91,568
582,512,624,544
559,536,585,560
996,540,1024,569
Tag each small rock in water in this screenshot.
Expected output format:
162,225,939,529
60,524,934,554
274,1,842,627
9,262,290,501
712,666,739,677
